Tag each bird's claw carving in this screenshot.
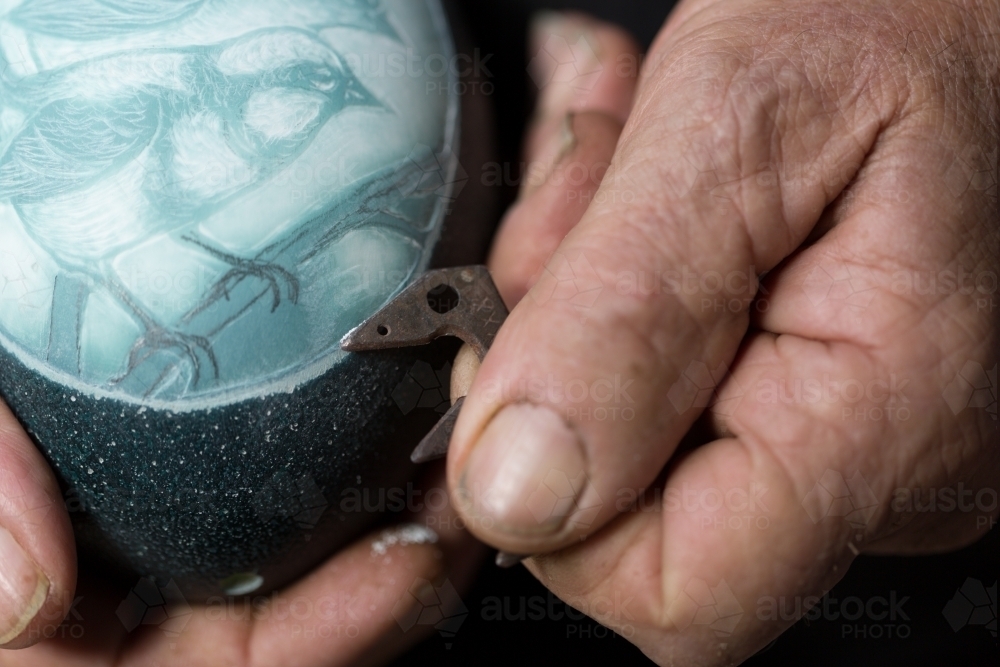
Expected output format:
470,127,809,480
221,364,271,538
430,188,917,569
112,325,219,393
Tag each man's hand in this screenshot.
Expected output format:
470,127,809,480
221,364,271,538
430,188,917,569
1,390,481,666
448,2,999,664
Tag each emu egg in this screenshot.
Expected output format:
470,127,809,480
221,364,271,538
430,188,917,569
0,0,464,599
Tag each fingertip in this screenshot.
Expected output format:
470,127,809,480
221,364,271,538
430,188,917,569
0,402,76,650
528,11,642,126
489,111,625,305
247,523,448,667
522,11,640,193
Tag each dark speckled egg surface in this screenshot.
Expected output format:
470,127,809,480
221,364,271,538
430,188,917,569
0,0,467,600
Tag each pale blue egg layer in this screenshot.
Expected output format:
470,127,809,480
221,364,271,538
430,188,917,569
0,0,464,598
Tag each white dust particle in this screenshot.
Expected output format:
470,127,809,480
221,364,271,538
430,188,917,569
371,524,439,557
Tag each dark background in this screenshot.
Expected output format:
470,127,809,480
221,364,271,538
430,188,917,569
398,1,999,665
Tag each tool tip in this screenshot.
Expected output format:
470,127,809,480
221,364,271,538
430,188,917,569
496,551,528,568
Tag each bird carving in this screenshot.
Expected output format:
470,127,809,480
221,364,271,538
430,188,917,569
6,0,398,41
0,27,384,393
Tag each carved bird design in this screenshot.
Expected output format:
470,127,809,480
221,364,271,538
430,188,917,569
6,0,398,41
0,29,382,391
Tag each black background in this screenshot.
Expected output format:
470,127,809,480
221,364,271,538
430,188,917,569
397,1,998,665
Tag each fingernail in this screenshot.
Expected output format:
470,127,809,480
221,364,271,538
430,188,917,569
529,11,570,50
529,12,603,110
521,113,578,200
0,527,49,645
460,403,587,537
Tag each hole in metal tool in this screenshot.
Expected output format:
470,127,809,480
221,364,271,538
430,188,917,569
377,324,390,336
427,284,460,314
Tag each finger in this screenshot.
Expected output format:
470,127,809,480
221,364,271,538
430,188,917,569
446,0,894,557
90,526,445,667
9,472,482,667
526,106,1000,659
501,2,999,661
449,112,625,431
246,462,483,667
522,13,640,200
489,111,625,306
0,399,76,649
449,15,638,406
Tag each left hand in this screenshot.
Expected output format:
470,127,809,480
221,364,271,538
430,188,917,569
4,460,483,667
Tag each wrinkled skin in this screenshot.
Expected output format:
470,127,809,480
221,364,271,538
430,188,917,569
448,1,999,665
2,1,998,665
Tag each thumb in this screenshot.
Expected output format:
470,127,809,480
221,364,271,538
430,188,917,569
447,5,890,555
0,399,76,649
449,13,639,400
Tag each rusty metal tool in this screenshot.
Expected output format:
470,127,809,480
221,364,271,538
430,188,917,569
341,265,506,462
341,265,527,567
